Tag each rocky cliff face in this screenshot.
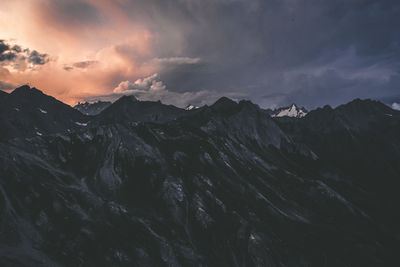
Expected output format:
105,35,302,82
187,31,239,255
74,101,112,116
0,87,399,266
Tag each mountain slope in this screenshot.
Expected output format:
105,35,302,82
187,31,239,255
0,89,8,102
0,85,90,141
0,90,399,266
275,98,400,241
1,116,397,266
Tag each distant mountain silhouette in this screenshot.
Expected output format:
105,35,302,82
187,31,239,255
90,95,186,126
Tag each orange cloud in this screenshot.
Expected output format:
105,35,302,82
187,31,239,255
0,0,201,105
0,0,161,104
0,38,159,104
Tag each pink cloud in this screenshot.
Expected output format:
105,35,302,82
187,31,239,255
0,0,201,105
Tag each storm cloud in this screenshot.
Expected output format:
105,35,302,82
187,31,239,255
121,0,400,108
0,40,9,54
28,50,49,65
0,0,399,107
0,40,49,66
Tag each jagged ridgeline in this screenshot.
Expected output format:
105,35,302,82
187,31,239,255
1,85,400,266
74,101,112,116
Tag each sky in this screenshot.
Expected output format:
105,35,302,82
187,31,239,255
0,0,399,109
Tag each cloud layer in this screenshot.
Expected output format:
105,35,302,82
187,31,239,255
113,73,166,94
0,0,399,107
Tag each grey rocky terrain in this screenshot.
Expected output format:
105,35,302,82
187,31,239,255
1,86,400,266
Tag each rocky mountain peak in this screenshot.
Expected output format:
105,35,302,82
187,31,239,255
185,104,199,110
271,103,308,118
11,85,43,96
74,100,112,115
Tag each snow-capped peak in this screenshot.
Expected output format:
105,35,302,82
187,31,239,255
185,104,199,110
271,104,307,118
392,102,400,111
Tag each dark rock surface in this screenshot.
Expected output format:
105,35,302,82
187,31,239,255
0,85,89,141
1,88,400,266
90,95,186,126
74,101,112,116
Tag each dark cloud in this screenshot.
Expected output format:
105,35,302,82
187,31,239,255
28,50,49,65
73,60,98,69
62,60,99,71
0,40,16,62
36,0,103,28
155,57,201,65
0,40,50,69
0,52,17,61
0,40,9,54
107,0,400,108
3,0,400,107
11,45,21,53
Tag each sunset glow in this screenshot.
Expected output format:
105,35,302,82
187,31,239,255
0,0,196,105
1,0,399,108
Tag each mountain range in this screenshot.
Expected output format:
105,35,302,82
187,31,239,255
0,85,400,266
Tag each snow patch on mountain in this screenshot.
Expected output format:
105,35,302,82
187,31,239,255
185,104,199,110
271,104,307,118
75,121,88,126
392,102,400,111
